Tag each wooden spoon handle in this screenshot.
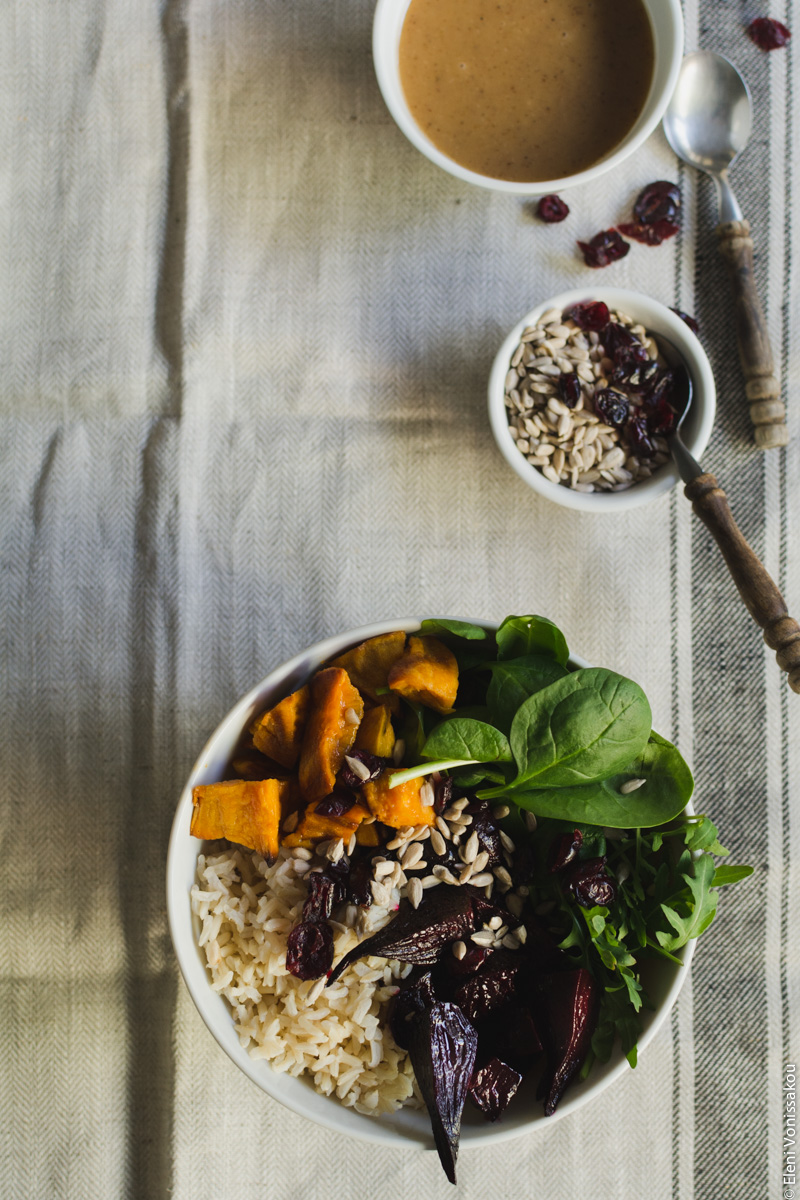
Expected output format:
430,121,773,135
684,472,800,692
716,219,789,450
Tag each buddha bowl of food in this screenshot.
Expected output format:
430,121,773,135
372,0,683,194
167,616,750,1180
488,288,716,512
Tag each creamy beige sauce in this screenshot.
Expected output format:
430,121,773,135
399,0,654,182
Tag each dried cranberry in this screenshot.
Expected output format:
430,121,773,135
610,358,659,395
303,872,343,922
642,368,677,429
338,750,384,790
670,308,700,336
445,943,493,978
344,858,374,908
315,792,355,818
548,829,583,873
618,219,680,246
593,388,629,429
602,320,642,361
565,300,610,332
537,194,570,223
434,775,453,815
628,414,658,458
633,180,681,225
563,857,617,908
558,372,582,408
748,17,791,50
577,229,630,268
286,919,334,979
466,801,503,867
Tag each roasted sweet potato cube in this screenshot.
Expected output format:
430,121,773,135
282,797,371,847
354,703,396,758
387,635,459,714
362,771,436,829
250,684,310,769
298,668,364,801
355,821,380,847
191,778,290,861
329,630,406,703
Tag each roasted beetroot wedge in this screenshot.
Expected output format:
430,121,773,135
407,1001,478,1185
388,969,437,1049
469,1056,523,1122
326,887,477,984
452,951,523,1024
538,968,599,1115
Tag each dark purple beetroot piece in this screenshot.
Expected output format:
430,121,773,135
389,970,437,1049
302,872,342,922
539,968,599,1115
286,920,334,980
748,17,791,49
670,307,700,336
407,1002,478,1185
618,219,679,246
326,886,478,984
314,792,356,818
445,942,493,979
338,750,385,790
558,372,582,408
453,952,523,1024
469,1057,523,1122
563,856,617,908
537,194,570,223
548,828,583,873
565,300,609,332
633,180,681,225
578,229,630,268
593,388,630,429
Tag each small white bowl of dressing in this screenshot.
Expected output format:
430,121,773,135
373,0,683,195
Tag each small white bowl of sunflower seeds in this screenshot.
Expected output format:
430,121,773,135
487,288,716,512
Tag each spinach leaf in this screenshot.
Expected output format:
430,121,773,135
422,718,512,764
485,731,692,828
419,618,489,641
495,614,570,665
486,654,569,731
452,763,510,788
506,667,652,790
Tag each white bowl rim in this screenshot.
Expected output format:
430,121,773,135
167,617,696,1150
372,0,684,195
488,287,717,513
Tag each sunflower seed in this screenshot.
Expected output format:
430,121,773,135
344,707,361,726
407,877,423,908
469,872,493,887
344,754,371,781
619,777,647,794
452,940,467,960
470,930,495,947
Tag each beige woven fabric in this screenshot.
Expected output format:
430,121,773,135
2,2,799,1197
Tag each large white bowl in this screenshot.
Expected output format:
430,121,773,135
372,0,684,195
488,288,717,513
167,618,695,1149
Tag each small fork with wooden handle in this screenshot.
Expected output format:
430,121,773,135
664,357,800,692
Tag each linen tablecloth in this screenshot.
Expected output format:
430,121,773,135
2,2,799,1197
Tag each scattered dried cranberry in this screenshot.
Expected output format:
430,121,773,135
344,859,373,908
628,413,658,458
467,801,503,867
565,300,610,331
578,229,630,268
618,219,679,246
602,320,641,360
537,194,570,223
303,872,342,922
642,368,678,433
593,387,630,429
558,372,582,408
314,792,354,818
548,829,583,873
338,750,384,790
748,17,791,49
670,308,700,336
434,775,453,815
633,180,681,225
563,857,617,908
286,919,334,979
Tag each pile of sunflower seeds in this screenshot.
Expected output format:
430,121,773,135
504,307,671,493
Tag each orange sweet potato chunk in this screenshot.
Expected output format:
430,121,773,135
191,778,290,861
354,703,396,758
387,635,459,714
361,772,436,830
251,685,310,769
329,631,407,703
282,798,371,847
298,667,364,801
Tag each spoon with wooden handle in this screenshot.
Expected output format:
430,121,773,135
664,355,800,691
663,52,789,449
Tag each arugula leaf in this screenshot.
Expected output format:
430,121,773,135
419,619,489,641
422,718,512,764
711,864,754,887
489,731,692,828
486,654,569,731
495,614,570,665
505,668,652,790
